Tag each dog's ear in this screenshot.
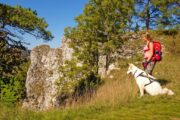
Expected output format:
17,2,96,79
128,63,133,70
128,63,133,67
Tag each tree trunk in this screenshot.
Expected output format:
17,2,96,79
146,11,150,30
146,0,150,30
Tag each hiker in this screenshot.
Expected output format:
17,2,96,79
142,32,156,75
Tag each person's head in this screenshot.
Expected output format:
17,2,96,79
142,32,152,42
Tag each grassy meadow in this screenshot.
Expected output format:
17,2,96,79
0,31,180,120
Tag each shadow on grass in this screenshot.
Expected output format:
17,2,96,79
157,79,170,86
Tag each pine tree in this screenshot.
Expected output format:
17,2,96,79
135,0,180,30
0,3,53,77
0,3,53,103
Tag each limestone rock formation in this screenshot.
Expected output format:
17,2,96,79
61,37,74,63
23,38,73,110
23,33,142,110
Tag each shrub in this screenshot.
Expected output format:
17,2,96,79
56,59,101,106
0,62,29,104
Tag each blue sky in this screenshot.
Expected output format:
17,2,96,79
0,0,88,49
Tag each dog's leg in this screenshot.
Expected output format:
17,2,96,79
161,88,174,95
168,90,174,95
161,88,168,94
165,88,174,95
139,86,145,97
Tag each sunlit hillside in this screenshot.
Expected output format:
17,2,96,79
1,31,180,120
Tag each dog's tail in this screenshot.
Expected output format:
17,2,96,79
162,88,174,95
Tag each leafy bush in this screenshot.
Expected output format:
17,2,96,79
0,62,29,104
56,59,101,106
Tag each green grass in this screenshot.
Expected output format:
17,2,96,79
1,94,180,120
0,31,180,120
1,56,180,120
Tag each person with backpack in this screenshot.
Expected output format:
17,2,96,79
142,32,162,75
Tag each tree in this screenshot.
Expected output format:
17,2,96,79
0,3,53,44
0,62,30,103
0,4,53,103
59,0,135,102
135,0,180,30
65,0,134,73
0,3,53,77
60,0,135,99
0,39,23,77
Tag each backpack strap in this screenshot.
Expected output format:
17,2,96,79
147,41,153,49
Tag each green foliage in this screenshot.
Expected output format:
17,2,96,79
0,3,52,104
160,29,178,36
57,59,101,104
1,53,180,119
0,39,24,78
135,0,179,30
64,0,134,73
0,62,29,104
0,3,53,78
61,0,135,104
0,30,180,120
0,3,53,41
0,78,16,103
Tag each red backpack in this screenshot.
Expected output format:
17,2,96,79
152,41,162,61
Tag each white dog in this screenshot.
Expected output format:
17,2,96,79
127,64,174,97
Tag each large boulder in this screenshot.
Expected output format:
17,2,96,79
23,38,74,110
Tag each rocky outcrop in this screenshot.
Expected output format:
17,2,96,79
23,33,143,110
23,38,74,110
98,32,143,78
61,37,74,63
22,45,62,110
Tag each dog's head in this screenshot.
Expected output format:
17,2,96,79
127,63,136,75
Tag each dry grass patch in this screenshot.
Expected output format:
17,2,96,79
90,69,139,107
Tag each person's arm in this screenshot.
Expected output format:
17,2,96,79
147,42,154,62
